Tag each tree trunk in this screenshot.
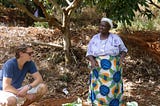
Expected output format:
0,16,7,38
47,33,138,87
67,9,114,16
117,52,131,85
62,13,72,65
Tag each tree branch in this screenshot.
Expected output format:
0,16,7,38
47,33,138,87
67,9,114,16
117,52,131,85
48,17,62,30
33,0,49,19
33,0,62,29
30,41,63,48
65,0,81,13
12,0,62,29
148,0,160,9
11,0,46,22
66,0,71,5
48,0,63,13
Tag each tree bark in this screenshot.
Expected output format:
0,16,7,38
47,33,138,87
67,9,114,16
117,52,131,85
62,13,72,65
60,0,81,65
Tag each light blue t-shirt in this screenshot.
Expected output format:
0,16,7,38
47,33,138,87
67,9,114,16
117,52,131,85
0,58,37,90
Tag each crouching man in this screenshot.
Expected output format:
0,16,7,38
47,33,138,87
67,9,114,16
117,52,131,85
0,44,47,106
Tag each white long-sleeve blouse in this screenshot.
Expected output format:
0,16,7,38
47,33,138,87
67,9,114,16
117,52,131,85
86,33,128,57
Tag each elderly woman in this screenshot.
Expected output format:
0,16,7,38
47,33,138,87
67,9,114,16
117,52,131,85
86,18,128,106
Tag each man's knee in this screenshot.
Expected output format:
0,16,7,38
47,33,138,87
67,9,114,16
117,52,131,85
37,83,48,95
6,96,17,106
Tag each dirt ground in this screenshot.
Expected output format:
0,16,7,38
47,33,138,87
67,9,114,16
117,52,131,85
0,26,160,106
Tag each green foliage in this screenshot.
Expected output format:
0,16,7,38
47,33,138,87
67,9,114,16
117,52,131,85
0,0,13,7
1,0,160,29
34,22,49,28
133,17,156,31
85,0,154,26
55,0,68,7
71,6,102,28
145,20,155,30
117,12,158,31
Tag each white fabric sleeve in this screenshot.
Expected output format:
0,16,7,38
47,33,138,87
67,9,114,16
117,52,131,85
118,37,128,53
86,38,94,57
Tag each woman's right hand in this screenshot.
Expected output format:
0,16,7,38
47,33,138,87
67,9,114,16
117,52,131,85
87,55,98,69
90,59,98,69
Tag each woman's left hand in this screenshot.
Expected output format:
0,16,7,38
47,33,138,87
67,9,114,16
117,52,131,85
120,56,125,65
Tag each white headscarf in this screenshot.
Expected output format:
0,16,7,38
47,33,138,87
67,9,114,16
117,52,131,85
101,17,113,29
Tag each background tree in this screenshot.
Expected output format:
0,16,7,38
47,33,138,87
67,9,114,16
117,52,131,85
85,0,158,28
10,0,81,65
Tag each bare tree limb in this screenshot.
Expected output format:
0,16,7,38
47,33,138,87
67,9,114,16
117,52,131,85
30,41,63,48
148,0,160,9
66,0,71,5
12,0,46,22
33,0,62,29
12,0,62,29
65,0,81,13
49,0,63,13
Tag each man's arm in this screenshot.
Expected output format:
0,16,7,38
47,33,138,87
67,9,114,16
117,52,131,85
17,71,43,97
29,71,43,88
3,77,19,95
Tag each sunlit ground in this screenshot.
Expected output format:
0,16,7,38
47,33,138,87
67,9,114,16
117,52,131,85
124,78,160,106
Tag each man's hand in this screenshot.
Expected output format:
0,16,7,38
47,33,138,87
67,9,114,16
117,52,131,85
17,85,29,97
25,93,36,100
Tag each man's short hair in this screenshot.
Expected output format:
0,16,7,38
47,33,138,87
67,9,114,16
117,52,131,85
15,44,32,59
